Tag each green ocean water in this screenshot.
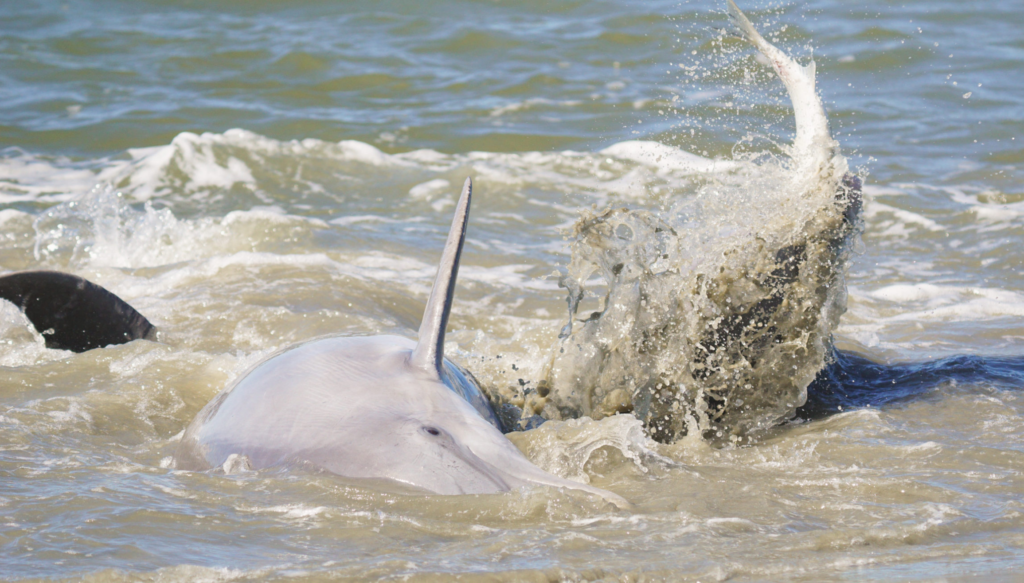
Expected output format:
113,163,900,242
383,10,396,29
2,0,1023,580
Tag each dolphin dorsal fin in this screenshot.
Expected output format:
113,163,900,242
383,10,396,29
0,270,155,352
410,177,472,375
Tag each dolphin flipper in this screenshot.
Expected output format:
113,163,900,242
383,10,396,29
0,270,155,352
410,177,472,375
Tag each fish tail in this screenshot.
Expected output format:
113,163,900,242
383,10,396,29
725,0,761,46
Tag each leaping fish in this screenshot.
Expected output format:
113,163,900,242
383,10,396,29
726,0,845,186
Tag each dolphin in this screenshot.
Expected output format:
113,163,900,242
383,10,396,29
0,270,155,352
172,178,631,508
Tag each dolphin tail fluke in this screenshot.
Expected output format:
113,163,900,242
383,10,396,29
410,177,472,375
0,270,155,352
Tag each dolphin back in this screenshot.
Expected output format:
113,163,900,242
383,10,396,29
0,270,154,352
441,358,502,430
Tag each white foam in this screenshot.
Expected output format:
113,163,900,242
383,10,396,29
861,184,906,197
337,139,401,167
263,504,328,519
3,130,755,219
706,517,757,529
341,252,432,284
117,130,261,200
21,397,93,428
0,151,104,203
145,251,337,291
133,565,256,583
488,97,581,117
973,206,1021,222
866,283,950,303
0,301,68,367
600,140,741,176
945,188,1024,225
223,206,327,227
0,208,31,226
856,283,1024,322
108,130,410,201
885,183,1024,235
459,264,560,291
329,215,404,226
408,178,451,200
31,186,327,270
508,415,658,484
864,201,944,233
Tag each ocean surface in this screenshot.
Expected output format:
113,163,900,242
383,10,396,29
2,0,1023,580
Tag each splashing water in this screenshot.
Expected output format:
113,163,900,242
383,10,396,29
538,165,862,443
523,7,865,444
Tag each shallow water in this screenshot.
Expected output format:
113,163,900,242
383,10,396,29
2,0,1024,581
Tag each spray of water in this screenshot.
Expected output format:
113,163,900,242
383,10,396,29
518,4,865,444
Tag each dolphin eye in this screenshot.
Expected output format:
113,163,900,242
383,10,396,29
423,426,441,436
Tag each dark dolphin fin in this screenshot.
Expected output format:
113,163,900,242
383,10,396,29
410,177,472,375
0,270,155,352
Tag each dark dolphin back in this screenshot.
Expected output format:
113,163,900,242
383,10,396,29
0,270,154,352
798,349,1024,419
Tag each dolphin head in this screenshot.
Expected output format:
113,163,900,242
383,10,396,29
273,335,576,498
374,418,513,494
264,335,520,496
326,345,629,506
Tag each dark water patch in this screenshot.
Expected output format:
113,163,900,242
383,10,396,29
492,75,571,97
313,73,412,94
851,26,915,43
269,51,331,76
986,148,1024,165
164,49,274,75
